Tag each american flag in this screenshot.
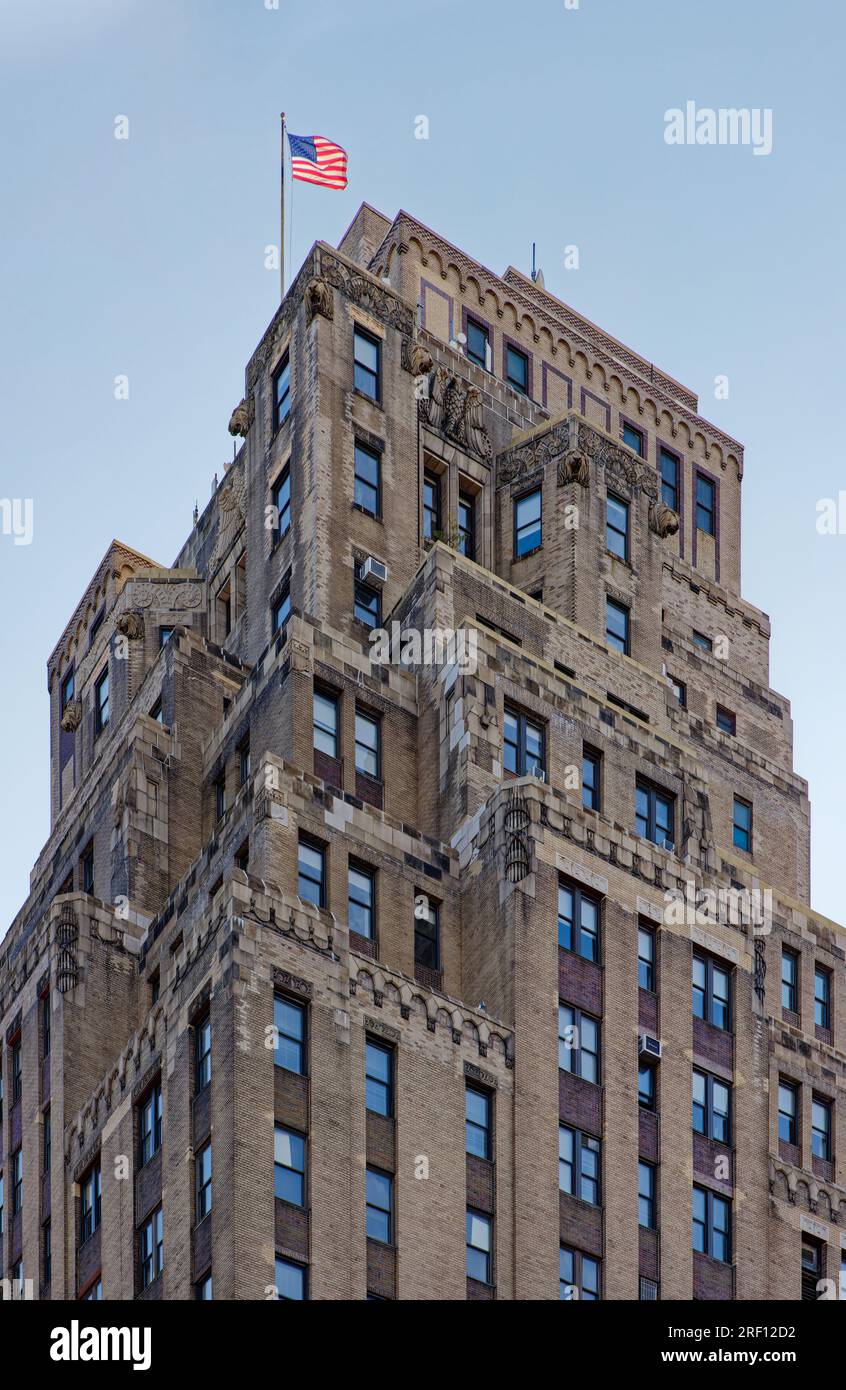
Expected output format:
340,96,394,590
287,133,348,189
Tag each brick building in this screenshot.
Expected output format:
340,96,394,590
1,203,843,1302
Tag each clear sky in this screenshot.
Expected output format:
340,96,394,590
1,0,843,937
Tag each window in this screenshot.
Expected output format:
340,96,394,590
669,675,686,707
235,838,249,873
150,698,163,724
692,954,731,1030
812,1097,832,1161
605,597,629,654
354,441,380,516
196,1273,213,1300
81,843,94,895
354,710,380,778
214,776,226,822
273,464,291,538
366,1167,393,1244
217,580,232,638
514,487,542,557
12,1149,22,1214
274,997,306,1074
660,447,679,510
43,1108,51,1173
778,1080,798,1145
365,1040,393,1117
11,1037,22,1101
505,343,528,394
692,630,713,653
61,669,75,712
560,1245,599,1301
693,1071,731,1143
781,949,799,1013
275,1256,306,1300
43,1220,51,1285
638,1064,656,1111
239,738,251,787
802,1240,822,1301
732,797,752,853
348,862,375,940
503,704,545,778
273,353,291,429
354,565,381,629
272,577,291,635
558,1004,600,1083
139,1083,163,1166
94,668,109,734
814,967,832,1030
692,1186,730,1263
458,493,475,559
195,1013,211,1092
639,1276,658,1301
606,494,629,560
716,705,736,736
159,626,173,649
623,422,644,456
313,688,339,758
582,748,601,811
559,1126,601,1205
466,1209,492,1283
639,1161,656,1229
466,318,489,369
636,780,675,850
557,882,599,962
90,609,106,644
298,838,326,907
414,895,440,972
195,1143,212,1221
353,327,380,401
696,473,716,535
423,471,441,540
139,1207,164,1290
638,925,656,992
274,1127,305,1205
465,1087,491,1159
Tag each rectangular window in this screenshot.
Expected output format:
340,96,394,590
43,1219,51,1286
273,465,291,538
582,747,601,811
465,1086,491,1159
638,1063,656,1111
365,1040,393,1117
43,1107,51,1174
732,797,752,852
660,447,679,510
354,710,380,778
692,630,712,653
466,1208,492,1283
693,1070,731,1143
348,862,375,940
11,1038,22,1101
313,688,340,758
94,668,109,734
638,1161,656,1229
159,626,174,649
623,422,644,456
466,319,490,369
365,1167,393,1244
558,1004,600,1084
61,668,75,712
716,705,736,736
505,344,528,394
195,1142,212,1222
557,881,599,962
503,704,545,778
606,494,629,561
80,1163,101,1243
272,577,291,635
802,1240,822,1301
812,1097,832,1162
354,441,381,516
214,776,225,822
693,1187,731,1263
693,953,731,1031
139,1083,163,1166
636,779,675,850
560,1245,600,1301
195,1013,211,1092
638,924,656,992
814,967,832,1030
275,1256,306,1301
423,471,441,541
696,473,716,535
196,1273,213,1300
298,837,326,907
669,675,686,707
558,1125,601,1205
354,566,381,629
239,738,251,787
149,692,162,720
12,1148,22,1214
458,493,475,559
514,487,542,556
605,597,629,654
781,950,799,1012
274,997,306,1074
273,353,291,429
778,1080,798,1145
353,327,380,402
274,1127,305,1205
414,894,440,972
139,1207,164,1290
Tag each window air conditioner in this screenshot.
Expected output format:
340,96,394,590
361,556,388,586
638,1033,662,1061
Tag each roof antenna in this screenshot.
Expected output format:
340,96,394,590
531,242,545,288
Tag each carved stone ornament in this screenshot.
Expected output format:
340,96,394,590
228,396,255,438
418,367,492,461
116,611,144,640
60,697,83,733
557,448,590,488
649,501,680,538
211,472,246,572
305,277,334,322
402,339,434,377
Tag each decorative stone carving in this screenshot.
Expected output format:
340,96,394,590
319,254,414,337
211,472,246,572
228,396,255,438
418,368,492,461
116,611,144,640
305,277,334,322
60,697,82,733
132,582,203,611
649,501,680,538
503,787,531,884
557,448,590,488
402,339,434,377
56,903,79,994
498,419,571,484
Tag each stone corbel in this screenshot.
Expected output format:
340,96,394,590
60,698,83,733
305,277,334,322
649,501,680,537
228,396,255,438
116,611,144,640
557,449,590,487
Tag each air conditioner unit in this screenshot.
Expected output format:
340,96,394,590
361,556,388,586
638,1033,662,1061
484,342,493,372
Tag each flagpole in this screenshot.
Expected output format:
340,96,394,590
280,111,286,300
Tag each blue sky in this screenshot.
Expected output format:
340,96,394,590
1,0,843,934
